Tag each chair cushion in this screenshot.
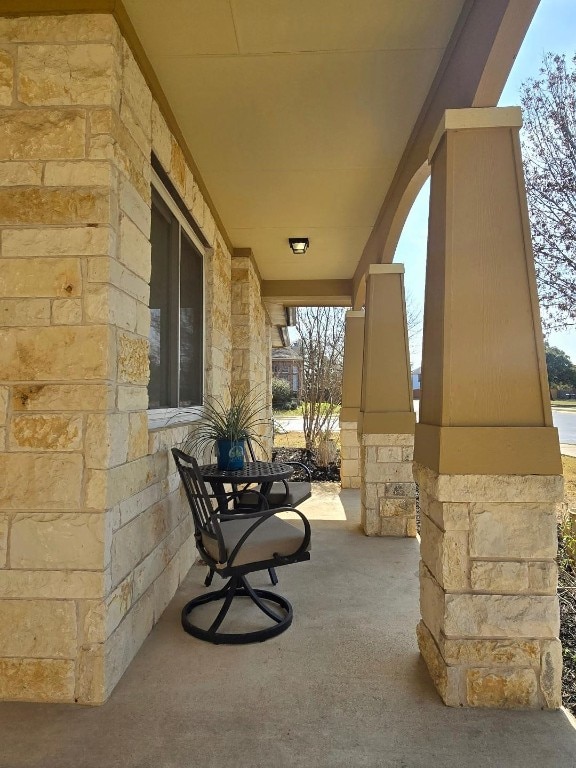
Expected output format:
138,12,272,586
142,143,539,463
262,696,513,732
202,515,308,567
267,481,312,508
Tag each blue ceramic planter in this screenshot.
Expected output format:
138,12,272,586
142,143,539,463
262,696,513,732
216,439,245,470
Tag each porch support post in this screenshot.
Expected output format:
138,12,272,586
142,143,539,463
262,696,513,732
339,310,364,489
415,107,564,709
359,265,416,536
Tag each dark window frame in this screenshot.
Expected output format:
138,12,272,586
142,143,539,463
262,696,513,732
148,177,205,414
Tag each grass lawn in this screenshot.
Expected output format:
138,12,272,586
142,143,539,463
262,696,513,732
552,401,576,412
272,403,341,419
273,430,341,450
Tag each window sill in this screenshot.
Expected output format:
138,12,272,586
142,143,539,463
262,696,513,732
147,407,203,432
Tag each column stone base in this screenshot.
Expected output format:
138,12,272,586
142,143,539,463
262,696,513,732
414,461,564,709
340,421,360,489
360,433,416,536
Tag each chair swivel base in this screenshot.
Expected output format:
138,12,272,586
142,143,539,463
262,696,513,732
182,574,293,645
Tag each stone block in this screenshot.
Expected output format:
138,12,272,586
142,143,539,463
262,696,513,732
377,446,403,462
0,569,104,599
87,257,149,304
104,589,154,698
0,658,75,702
18,44,118,106
105,575,134,638
469,503,557,559
470,561,529,593
0,298,50,326
52,298,82,324
413,463,564,504
423,496,470,531
528,562,558,594
118,333,150,384
420,516,469,591
170,138,186,194
151,100,171,172
402,446,414,461
9,414,83,451
0,454,82,509
420,562,446,643
340,458,359,477
12,383,113,412
76,644,105,705
417,620,459,706
379,497,416,518
0,108,85,161
85,413,130,469
540,639,562,709
0,599,76,658
152,551,181,622
0,160,42,185
120,98,151,156
117,385,148,412
121,39,152,134
2,225,110,258
466,668,538,708
362,433,413,447
119,210,152,281
0,48,13,105
0,187,110,227
0,257,81,298
385,482,417,498
442,637,540,667
44,160,111,186
118,482,162,528
365,461,414,484
444,593,559,639
127,411,149,461
10,513,106,569
85,283,138,332
87,453,167,510
406,518,417,537
379,517,407,536
119,173,150,238
0,514,7,568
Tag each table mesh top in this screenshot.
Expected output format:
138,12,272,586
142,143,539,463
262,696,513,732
199,461,293,482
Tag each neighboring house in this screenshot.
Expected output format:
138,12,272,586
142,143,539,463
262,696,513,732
272,346,303,402
411,367,421,399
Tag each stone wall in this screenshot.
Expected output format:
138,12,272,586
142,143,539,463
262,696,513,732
340,422,360,489
360,434,417,537
415,463,563,708
231,253,272,455
0,13,234,703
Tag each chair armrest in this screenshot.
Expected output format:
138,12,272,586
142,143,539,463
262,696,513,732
204,488,270,510
215,507,311,567
284,460,312,481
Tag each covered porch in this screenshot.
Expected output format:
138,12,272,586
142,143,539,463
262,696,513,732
0,0,565,714
0,487,575,767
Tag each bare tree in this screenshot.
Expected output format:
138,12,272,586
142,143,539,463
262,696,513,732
521,53,576,331
296,307,345,452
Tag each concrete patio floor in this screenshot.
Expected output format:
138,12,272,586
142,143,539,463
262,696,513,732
1,485,576,768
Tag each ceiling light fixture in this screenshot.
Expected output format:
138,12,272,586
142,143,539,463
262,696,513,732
289,237,309,255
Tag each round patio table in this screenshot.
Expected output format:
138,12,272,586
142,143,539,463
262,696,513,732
199,460,294,514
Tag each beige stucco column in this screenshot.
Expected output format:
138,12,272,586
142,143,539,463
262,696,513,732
359,265,416,536
415,107,564,709
339,310,364,488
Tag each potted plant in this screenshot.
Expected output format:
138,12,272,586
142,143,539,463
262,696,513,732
181,388,268,470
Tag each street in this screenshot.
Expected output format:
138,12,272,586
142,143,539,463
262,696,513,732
276,407,576,446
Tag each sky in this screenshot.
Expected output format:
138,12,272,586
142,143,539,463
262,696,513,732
397,0,576,367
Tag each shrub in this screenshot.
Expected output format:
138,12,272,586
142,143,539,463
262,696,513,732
272,377,292,409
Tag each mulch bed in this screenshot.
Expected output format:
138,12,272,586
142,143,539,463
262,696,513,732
558,524,576,714
271,446,340,482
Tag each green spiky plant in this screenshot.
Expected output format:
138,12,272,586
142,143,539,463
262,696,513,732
180,386,269,459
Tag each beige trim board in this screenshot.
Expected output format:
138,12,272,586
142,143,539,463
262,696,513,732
345,310,365,319
0,0,233,255
261,280,352,306
429,106,523,161
367,264,404,276
359,411,416,436
340,407,360,423
414,424,562,475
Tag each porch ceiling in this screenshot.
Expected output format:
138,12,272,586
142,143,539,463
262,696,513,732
123,0,465,282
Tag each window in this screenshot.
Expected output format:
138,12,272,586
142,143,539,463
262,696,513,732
148,178,204,410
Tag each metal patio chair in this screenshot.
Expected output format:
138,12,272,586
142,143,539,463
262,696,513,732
240,437,312,509
172,448,311,644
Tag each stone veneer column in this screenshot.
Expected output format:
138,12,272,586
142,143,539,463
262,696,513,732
359,265,416,536
415,108,563,709
339,310,364,489
231,249,273,453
